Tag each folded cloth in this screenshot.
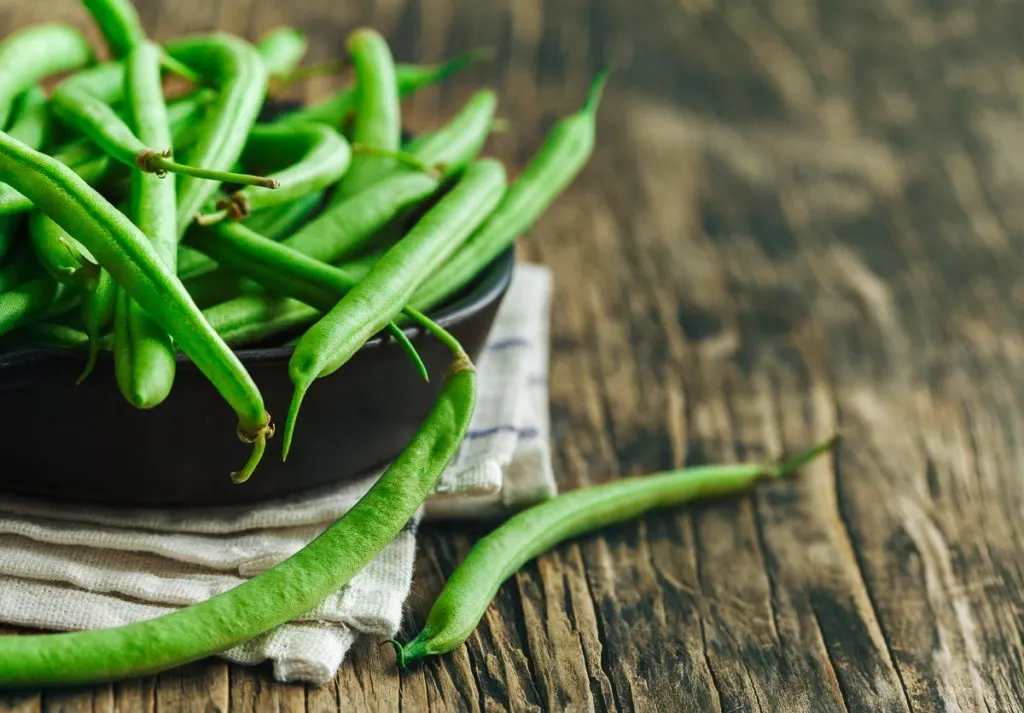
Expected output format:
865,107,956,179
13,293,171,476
0,263,555,684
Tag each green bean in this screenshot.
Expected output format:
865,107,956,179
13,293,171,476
113,41,180,409
0,24,93,130
51,74,276,188
168,34,270,235
3,321,91,350
393,436,839,667
284,158,506,455
285,171,439,265
0,130,273,483
257,26,309,81
0,276,65,337
280,49,491,128
185,223,425,380
29,212,100,291
203,293,318,347
0,350,476,688
416,72,607,312
331,29,400,202
195,123,350,225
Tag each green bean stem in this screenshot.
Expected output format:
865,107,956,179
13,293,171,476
332,28,401,202
283,158,506,456
393,435,840,667
0,352,476,689
0,130,273,482
168,33,270,234
0,24,93,129
79,268,116,383
113,41,180,409
194,123,350,226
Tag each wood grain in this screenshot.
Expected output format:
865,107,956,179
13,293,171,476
2,0,1024,710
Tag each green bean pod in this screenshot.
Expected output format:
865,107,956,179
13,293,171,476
332,29,400,202
203,293,318,347
257,26,309,80
286,171,439,264
0,276,65,337
416,71,607,311
29,212,100,290
0,246,41,293
0,130,273,482
242,191,323,238
196,123,350,225
392,436,838,667
168,33,270,234
0,352,476,689
81,0,145,58
0,87,49,262
284,158,506,455
280,49,491,128
407,89,497,180
0,24,93,129
2,321,91,350
113,41,180,409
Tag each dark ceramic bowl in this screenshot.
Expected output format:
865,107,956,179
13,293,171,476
0,247,515,508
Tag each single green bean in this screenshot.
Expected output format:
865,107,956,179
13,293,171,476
405,89,496,180
29,212,100,291
416,72,607,311
284,158,506,455
2,321,91,350
392,436,838,667
203,292,318,347
280,49,491,127
257,26,309,80
51,75,276,187
0,351,476,689
0,130,273,482
168,34,270,235
332,29,400,202
113,41,180,409
0,276,64,337
0,24,93,129
195,123,349,225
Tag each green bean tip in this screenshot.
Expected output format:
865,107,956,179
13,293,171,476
585,69,611,115
769,433,840,479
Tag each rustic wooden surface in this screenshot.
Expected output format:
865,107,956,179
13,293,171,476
2,0,1023,710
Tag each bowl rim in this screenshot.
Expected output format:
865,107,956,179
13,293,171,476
0,245,517,370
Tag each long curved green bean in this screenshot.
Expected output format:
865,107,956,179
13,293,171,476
113,41,180,409
80,0,197,81
416,71,607,311
168,33,270,235
257,26,309,81
0,24,93,129
392,436,839,667
284,158,506,455
280,49,491,128
0,87,49,262
332,29,400,202
0,350,476,689
203,293,318,347
242,191,323,238
0,276,64,337
406,89,496,180
0,130,273,482
195,123,350,225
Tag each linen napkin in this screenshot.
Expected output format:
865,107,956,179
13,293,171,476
0,263,555,684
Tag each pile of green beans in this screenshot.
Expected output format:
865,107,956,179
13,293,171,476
0,0,831,691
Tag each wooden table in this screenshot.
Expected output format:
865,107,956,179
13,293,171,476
2,0,1023,710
